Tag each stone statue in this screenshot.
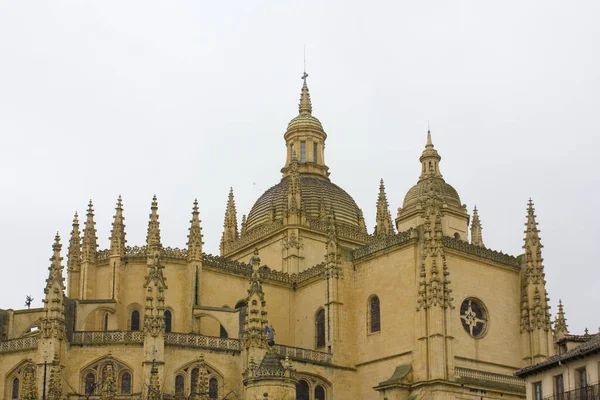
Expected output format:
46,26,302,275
264,325,275,347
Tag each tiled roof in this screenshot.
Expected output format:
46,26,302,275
515,334,600,377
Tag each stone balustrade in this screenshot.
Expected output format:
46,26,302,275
0,336,38,353
164,332,241,352
455,367,525,390
272,344,332,364
71,331,144,345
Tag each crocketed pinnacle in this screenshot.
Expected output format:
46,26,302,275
554,299,569,339
287,152,302,214
523,199,544,283
81,200,97,263
325,208,340,266
299,72,312,115
418,130,443,180
244,248,268,348
67,212,81,272
109,195,126,257
374,179,395,236
146,195,162,254
187,199,203,262
220,187,239,255
42,233,66,339
192,355,209,399
470,206,484,247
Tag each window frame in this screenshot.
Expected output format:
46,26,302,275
300,141,306,163
315,308,326,349
367,295,381,334
120,370,132,394
533,381,543,400
164,309,172,333
554,373,564,400
130,310,140,331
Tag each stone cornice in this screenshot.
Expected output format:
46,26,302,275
352,229,418,261
441,237,519,269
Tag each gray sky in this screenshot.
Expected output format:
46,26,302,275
0,1,598,335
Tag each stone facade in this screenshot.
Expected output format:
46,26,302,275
0,73,562,400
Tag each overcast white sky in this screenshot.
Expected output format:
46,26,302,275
0,1,598,334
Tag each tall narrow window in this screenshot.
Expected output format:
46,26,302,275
164,310,172,333
175,375,185,396
120,372,132,394
209,378,219,399
577,368,588,400
191,368,199,392
533,382,543,400
131,310,140,331
315,385,326,400
103,313,109,331
369,295,381,333
316,309,325,348
313,142,318,162
85,372,96,395
300,141,306,162
11,378,19,400
220,325,228,338
554,374,564,400
296,380,310,400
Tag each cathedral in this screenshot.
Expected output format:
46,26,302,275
0,73,559,400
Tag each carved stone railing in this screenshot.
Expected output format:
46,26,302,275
0,336,38,353
309,219,371,244
228,221,284,253
272,344,332,364
295,263,326,284
352,229,417,260
455,367,525,390
164,333,240,352
71,331,144,345
442,237,519,268
203,253,252,277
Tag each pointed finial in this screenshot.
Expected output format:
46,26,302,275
146,195,161,253
187,198,203,262
375,179,394,236
110,195,126,257
82,200,98,263
554,298,569,339
470,205,484,247
67,212,81,271
298,72,312,115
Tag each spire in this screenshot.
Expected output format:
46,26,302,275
554,299,569,340
81,200,97,263
241,214,247,236
419,130,443,180
146,195,162,255
109,195,126,257
299,72,312,115
187,199,203,262
67,212,81,272
374,179,395,236
41,233,66,339
470,206,484,247
220,187,239,255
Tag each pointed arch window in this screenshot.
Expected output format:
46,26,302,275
103,313,109,331
11,378,19,400
209,378,218,399
164,310,172,333
120,371,131,394
315,385,326,400
316,308,326,349
85,372,96,395
175,374,185,396
130,310,140,331
296,379,310,400
368,295,381,333
191,368,199,392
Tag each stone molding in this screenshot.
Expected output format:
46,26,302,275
272,344,332,364
71,331,144,345
352,229,417,260
454,367,525,391
442,237,519,267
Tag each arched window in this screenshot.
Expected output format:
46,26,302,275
209,377,218,399
219,325,228,338
315,385,326,400
11,378,19,400
296,379,310,400
103,313,109,331
130,310,140,331
175,374,185,396
368,295,381,333
164,310,172,333
85,372,96,395
120,371,131,394
316,309,325,349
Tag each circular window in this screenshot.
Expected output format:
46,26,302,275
460,298,488,338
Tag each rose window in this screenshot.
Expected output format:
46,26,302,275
460,298,488,338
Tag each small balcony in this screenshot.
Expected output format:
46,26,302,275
545,384,600,400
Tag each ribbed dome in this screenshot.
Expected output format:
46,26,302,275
402,177,462,210
246,176,363,232
286,113,324,131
